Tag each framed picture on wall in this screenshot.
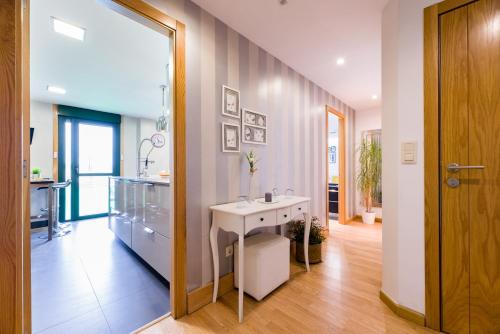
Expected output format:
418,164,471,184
242,108,267,128
222,122,241,152
242,124,267,145
222,85,240,119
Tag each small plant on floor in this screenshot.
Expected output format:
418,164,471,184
289,217,325,245
289,217,326,264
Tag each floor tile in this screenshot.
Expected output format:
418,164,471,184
36,308,111,334
101,288,170,334
31,218,170,334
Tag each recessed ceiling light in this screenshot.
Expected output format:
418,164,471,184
47,85,66,95
52,17,86,41
336,57,345,66
280,0,288,4
371,94,378,100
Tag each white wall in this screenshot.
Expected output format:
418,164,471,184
122,116,170,178
30,101,53,179
381,0,440,314
354,107,382,218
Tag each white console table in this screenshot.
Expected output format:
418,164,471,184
210,196,311,323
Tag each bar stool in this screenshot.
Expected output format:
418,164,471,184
42,180,72,241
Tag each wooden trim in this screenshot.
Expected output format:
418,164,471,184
423,2,441,331
0,0,26,332
106,0,187,319
52,105,58,181
325,105,346,227
172,20,187,319
106,0,177,31
22,1,31,332
438,0,476,14
379,290,425,327
187,272,235,314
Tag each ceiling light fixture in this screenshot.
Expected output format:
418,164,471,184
52,17,86,41
371,94,378,100
47,85,66,95
336,57,345,66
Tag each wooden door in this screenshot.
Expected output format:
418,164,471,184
440,0,500,333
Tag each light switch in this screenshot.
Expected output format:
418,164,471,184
401,142,417,164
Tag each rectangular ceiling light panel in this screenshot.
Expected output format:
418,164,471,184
52,17,86,41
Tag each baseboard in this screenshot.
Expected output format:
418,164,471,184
379,290,425,327
187,272,235,314
352,215,383,223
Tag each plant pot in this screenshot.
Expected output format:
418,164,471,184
295,242,322,264
362,211,376,224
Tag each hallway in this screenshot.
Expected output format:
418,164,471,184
141,222,434,334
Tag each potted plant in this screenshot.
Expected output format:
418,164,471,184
245,150,259,200
356,137,382,224
32,167,41,180
289,217,326,263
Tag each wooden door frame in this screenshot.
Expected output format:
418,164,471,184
325,105,346,228
1,0,187,332
423,0,476,330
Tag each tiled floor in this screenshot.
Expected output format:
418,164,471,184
31,218,170,334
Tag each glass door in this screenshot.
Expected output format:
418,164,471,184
59,116,120,221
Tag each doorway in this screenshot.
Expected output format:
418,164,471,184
424,0,500,332
325,105,346,227
0,0,186,333
58,110,121,221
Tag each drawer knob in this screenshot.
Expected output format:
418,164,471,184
284,214,287,218
298,207,302,211
260,218,264,222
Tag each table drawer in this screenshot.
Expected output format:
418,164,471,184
291,202,308,219
245,210,277,233
132,222,171,281
277,207,291,225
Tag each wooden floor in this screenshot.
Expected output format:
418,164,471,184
141,222,436,334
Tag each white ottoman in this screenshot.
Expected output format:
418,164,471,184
234,233,290,301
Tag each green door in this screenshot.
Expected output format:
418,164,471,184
58,106,121,221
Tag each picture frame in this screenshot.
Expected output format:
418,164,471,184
222,122,241,153
242,124,267,145
242,108,267,128
242,108,267,145
222,85,241,119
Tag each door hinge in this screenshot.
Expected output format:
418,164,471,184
23,160,27,178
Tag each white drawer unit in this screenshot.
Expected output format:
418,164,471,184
108,177,172,282
276,207,291,225
108,215,132,247
144,183,170,237
132,222,171,281
245,210,277,234
291,202,308,219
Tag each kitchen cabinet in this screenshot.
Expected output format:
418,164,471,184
108,177,171,281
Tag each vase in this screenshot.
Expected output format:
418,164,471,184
295,242,322,264
248,172,258,201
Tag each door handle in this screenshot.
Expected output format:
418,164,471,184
447,163,485,173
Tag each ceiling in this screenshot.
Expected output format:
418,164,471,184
191,0,387,111
30,0,170,119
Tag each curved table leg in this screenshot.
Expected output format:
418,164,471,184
210,223,219,303
238,234,244,323
303,212,311,272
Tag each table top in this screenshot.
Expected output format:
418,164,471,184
210,196,310,216
30,179,54,185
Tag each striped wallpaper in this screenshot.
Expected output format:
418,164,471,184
147,0,356,291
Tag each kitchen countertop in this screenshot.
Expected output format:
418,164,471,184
110,176,170,186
